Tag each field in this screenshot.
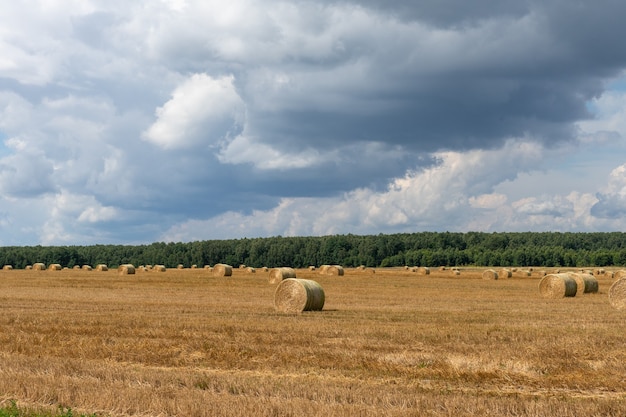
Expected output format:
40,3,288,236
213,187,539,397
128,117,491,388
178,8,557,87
0,266,625,416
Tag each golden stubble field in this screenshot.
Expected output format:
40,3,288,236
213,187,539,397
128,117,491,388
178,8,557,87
0,266,625,416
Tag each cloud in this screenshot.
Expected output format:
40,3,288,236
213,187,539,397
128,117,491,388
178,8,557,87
142,73,245,149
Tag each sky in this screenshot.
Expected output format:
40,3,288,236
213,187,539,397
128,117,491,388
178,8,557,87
2,0,626,245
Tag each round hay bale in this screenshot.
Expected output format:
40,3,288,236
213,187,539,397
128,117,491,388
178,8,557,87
595,268,605,276
274,278,325,314
239,264,246,269
511,268,518,272
417,266,430,275
614,270,626,280
82,265,92,271
308,266,316,271
262,266,269,272
320,265,344,276
33,263,46,271
177,264,184,269
25,265,32,270
2,265,12,270
48,264,62,271
539,273,577,298
499,268,512,279
608,278,626,310
72,265,80,270
191,264,197,269
213,263,232,277
482,269,498,280
204,265,212,270
96,264,108,271
452,269,461,276
118,264,135,275
153,265,166,272
269,267,296,284
246,267,256,273
568,273,599,295
606,271,615,279
439,266,447,271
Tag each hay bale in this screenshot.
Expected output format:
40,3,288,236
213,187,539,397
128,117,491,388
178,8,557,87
153,265,166,272
177,264,184,269
96,264,108,271
213,263,232,277
568,273,599,295
2,265,12,270
32,263,45,271
499,268,512,279
614,270,626,280
72,265,80,270
308,266,316,271
191,264,197,269
482,269,498,280
118,264,135,275
608,278,626,310
539,273,577,298
595,268,605,276
269,267,296,284
274,278,325,314
246,267,256,273
417,266,430,275
48,264,62,271
82,265,92,271
439,266,447,271
320,265,344,276
239,264,246,269
204,265,212,270
452,269,461,276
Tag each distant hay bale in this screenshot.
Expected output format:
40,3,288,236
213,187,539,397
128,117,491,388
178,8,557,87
499,269,512,279
191,264,197,269
511,268,518,272
118,264,135,275
452,269,461,276
2,265,12,270
606,271,615,279
417,266,430,275
404,266,410,270
25,265,32,270
320,265,344,276
72,265,80,270
356,265,366,271
439,266,447,271
614,270,626,280
48,264,62,271
274,278,325,314
153,265,166,272
269,267,296,284
518,270,532,277
204,265,212,270
409,266,418,272
308,266,316,271
539,273,577,298
246,267,256,273
608,278,626,310
262,267,269,272
569,273,599,295
96,264,108,271
213,263,233,277
177,264,184,269
82,265,92,271
482,269,498,280
33,263,46,271
538,270,547,277
239,264,246,269
595,268,605,276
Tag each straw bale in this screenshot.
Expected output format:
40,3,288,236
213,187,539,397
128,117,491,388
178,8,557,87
499,268,512,279
320,265,344,276
2,265,12,270
191,264,197,269
82,265,92,271
452,269,461,276
262,267,269,272
48,264,62,271
239,264,246,269
274,278,325,313
72,265,80,270
417,267,430,275
33,263,46,271
539,273,577,298
204,265,212,270
614,270,626,280
608,278,626,310
213,263,233,277
177,264,184,269
568,273,599,295
118,264,135,275
482,269,498,280
96,264,108,271
308,266,316,271
246,267,256,273
25,265,32,270
269,267,296,284
439,266,447,271
153,265,166,272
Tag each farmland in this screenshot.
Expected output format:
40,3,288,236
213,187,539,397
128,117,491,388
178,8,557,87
0,266,625,416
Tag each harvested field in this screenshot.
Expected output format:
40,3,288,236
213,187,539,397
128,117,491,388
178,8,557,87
0,267,624,416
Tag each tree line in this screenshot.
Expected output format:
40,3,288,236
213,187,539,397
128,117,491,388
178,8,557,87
2,232,626,269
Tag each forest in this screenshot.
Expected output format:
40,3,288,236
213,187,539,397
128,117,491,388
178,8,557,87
2,232,626,269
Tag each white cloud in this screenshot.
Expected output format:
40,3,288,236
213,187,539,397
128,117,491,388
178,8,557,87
142,73,245,149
